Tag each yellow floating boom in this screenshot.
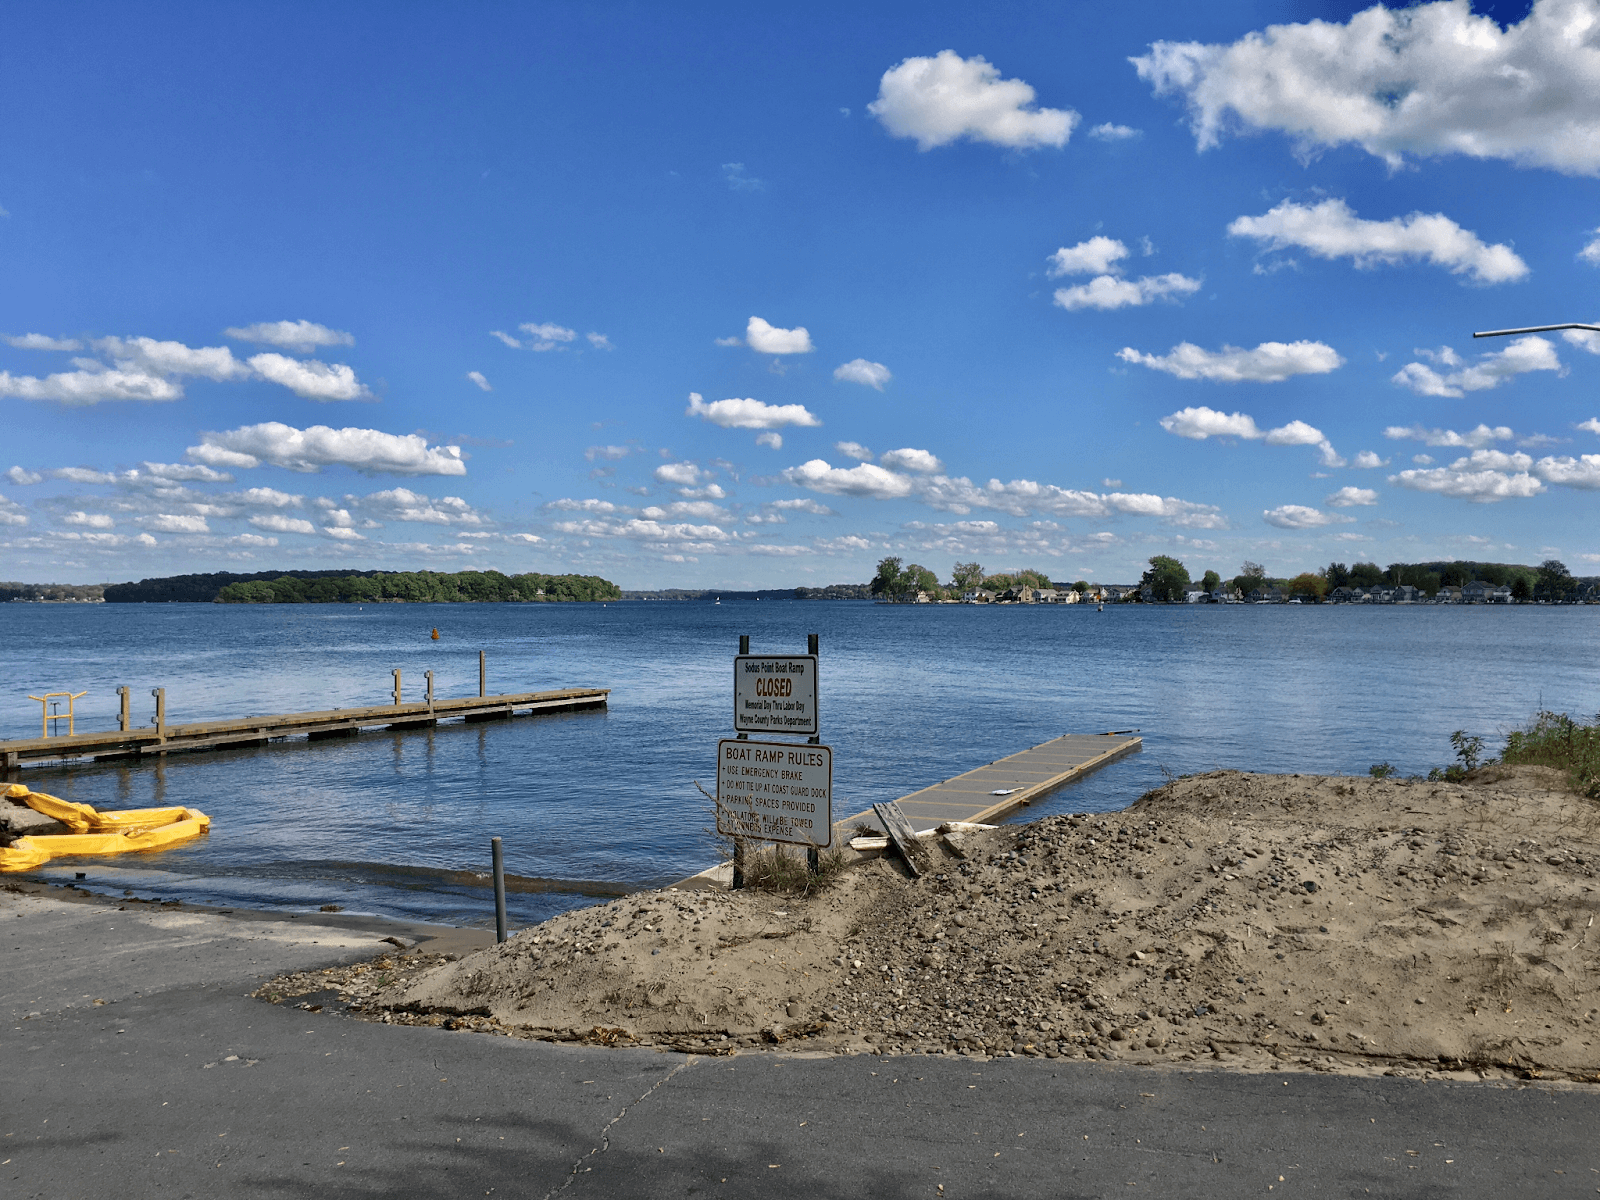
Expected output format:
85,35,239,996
0,784,210,872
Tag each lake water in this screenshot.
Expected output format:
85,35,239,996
3,600,1597,927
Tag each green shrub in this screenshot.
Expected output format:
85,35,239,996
1368,762,1397,779
1501,711,1600,797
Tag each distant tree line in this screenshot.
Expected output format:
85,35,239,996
0,581,107,602
1135,556,1588,602
106,570,393,603
869,558,1089,601
214,570,621,604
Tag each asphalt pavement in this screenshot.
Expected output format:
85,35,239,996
5,883,1598,1198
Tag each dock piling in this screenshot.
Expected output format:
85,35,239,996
425,670,435,715
150,688,165,739
491,836,507,943
117,686,130,732
391,669,402,707
479,651,486,698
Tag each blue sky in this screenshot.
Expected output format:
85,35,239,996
4,0,1600,587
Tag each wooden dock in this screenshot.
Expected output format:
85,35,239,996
836,732,1141,835
0,687,609,773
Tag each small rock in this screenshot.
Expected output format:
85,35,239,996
786,1002,801,1018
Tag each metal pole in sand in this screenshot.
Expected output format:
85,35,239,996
491,836,507,943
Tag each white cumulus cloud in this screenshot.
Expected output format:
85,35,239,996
743,317,813,355
0,366,183,405
146,513,210,533
1391,335,1560,397
1264,504,1355,529
1159,406,1262,440
1048,236,1129,277
755,432,783,449
249,514,317,534
4,333,82,351
1087,123,1141,141
5,466,42,485
1227,199,1528,284
869,50,1078,151
685,392,821,430
1535,453,1600,489
834,441,873,461
654,461,709,486
1123,341,1343,382
1389,465,1545,501
878,447,945,474
833,359,892,390
467,371,491,391
62,511,115,528
1326,486,1379,507
1133,0,1600,175
187,423,466,475
1054,272,1201,311
247,353,372,401
1383,423,1513,448
224,320,355,353
1351,451,1389,468
779,460,916,500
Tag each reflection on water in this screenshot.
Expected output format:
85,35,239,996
3,600,1597,926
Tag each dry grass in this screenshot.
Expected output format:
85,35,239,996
1501,711,1600,797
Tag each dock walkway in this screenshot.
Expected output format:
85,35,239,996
837,732,1140,835
0,687,609,773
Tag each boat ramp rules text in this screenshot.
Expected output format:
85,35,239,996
733,654,818,736
716,739,832,848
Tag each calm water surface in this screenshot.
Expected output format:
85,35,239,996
3,600,1596,926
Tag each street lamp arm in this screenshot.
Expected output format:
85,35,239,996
1473,322,1600,339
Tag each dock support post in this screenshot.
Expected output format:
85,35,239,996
731,840,745,891
117,686,130,732
150,688,165,739
392,669,402,707
491,836,507,943
739,634,749,655
479,651,486,698
425,670,435,715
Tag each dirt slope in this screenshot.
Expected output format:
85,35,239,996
262,766,1600,1082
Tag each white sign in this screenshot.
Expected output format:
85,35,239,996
733,654,818,735
716,739,832,848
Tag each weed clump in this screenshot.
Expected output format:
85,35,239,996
1501,711,1600,797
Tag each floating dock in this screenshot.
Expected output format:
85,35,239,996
837,731,1141,835
0,687,609,773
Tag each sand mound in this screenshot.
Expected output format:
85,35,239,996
264,768,1600,1081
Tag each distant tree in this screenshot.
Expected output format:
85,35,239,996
1537,559,1574,601
1287,572,1327,599
1071,580,1089,593
1016,568,1052,589
1142,555,1191,602
1201,570,1221,592
904,563,940,598
871,556,903,598
1511,575,1532,602
1438,562,1469,588
1232,560,1267,596
1349,561,1385,588
950,561,985,592
1324,562,1350,589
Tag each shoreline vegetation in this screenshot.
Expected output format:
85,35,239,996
867,555,1600,605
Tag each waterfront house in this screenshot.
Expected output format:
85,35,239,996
1328,586,1356,604
1463,580,1512,604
